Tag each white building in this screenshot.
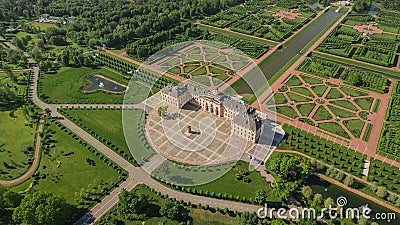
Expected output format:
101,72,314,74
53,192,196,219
161,83,262,143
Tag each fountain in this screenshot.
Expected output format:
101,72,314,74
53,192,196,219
99,81,105,88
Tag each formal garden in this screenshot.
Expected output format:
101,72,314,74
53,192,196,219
377,82,400,162
206,32,270,59
267,73,377,140
166,61,234,84
297,57,388,93
317,11,400,68
201,0,317,42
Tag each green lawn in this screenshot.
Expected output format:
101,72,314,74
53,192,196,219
311,85,328,97
297,103,316,117
330,100,358,111
209,66,226,75
38,67,149,104
192,67,208,76
96,184,240,225
30,22,58,31
327,105,356,118
287,92,311,102
274,93,288,104
291,87,314,98
276,106,298,119
11,119,123,207
300,74,323,85
340,86,372,97
343,119,365,138
318,122,351,139
58,108,153,166
354,97,374,111
192,161,277,201
285,75,303,86
312,106,332,121
168,66,181,75
325,88,343,99
0,109,36,180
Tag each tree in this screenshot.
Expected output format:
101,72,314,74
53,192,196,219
387,193,398,204
35,39,45,49
12,191,72,225
324,197,334,208
158,106,168,117
239,212,260,225
159,199,188,221
254,190,268,204
376,186,388,198
31,47,42,61
270,218,285,225
301,186,313,199
357,216,368,225
343,175,354,187
88,38,99,49
313,193,323,206
118,189,148,218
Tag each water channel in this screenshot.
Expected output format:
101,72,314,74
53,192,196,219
307,175,399,224
236,10,342,95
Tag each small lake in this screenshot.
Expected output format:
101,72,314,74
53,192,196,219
307,175,399,225
306,0,319,9
84,75,126,93
368,6,381,15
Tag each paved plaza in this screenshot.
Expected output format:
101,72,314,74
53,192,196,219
146,103,250,165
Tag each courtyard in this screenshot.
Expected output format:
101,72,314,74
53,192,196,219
146,102,249,165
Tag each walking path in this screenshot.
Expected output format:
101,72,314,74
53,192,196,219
0,113,45,186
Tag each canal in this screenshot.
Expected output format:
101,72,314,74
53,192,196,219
307,175,399,224
236,10,342,95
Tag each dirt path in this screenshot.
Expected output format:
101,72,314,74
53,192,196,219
0,113,45,186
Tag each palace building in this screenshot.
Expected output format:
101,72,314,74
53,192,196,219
161,83,263,143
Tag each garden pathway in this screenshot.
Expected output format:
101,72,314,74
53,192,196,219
0,113,45,186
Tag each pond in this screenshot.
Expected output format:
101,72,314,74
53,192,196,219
307,175,399,225
84,75,126,93
368,6,381,15
306,0,319,9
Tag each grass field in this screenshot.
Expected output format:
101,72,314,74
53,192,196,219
59,108,155,166
38,67,149,104
0,109,36,180
191,161,277,202
96,184,240,225
11,120,123,206
30,22,58,31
